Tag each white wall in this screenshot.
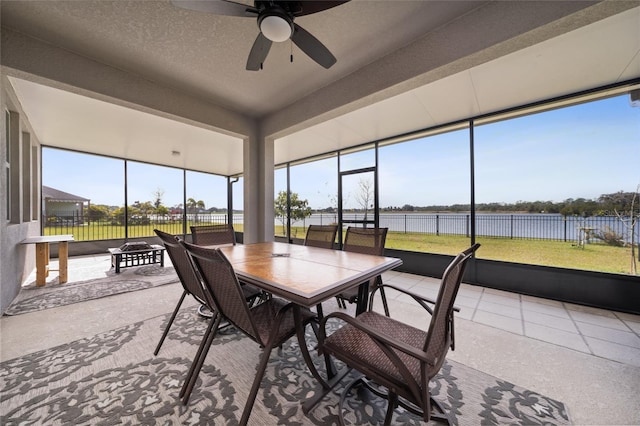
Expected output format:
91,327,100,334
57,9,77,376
1,75,41,314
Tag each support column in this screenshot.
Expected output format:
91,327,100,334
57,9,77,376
243,127,274,243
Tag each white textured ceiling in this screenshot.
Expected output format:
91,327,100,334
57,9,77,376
275,6,640,164
2,0,481,116
2,1,639,176
7,77,244,175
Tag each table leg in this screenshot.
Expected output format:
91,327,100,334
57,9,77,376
35,242,49,287
355,279,371,315
59,241,69,283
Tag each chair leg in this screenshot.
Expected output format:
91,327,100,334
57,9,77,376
427,396,453,425
180,313,222,404
337,373,366,426
239,343,275,425
379,286,390,317
309,303,323,338
315,303,324,321
197,303,214,318
154,290,187,356
383,392,398,426
294,307,331,386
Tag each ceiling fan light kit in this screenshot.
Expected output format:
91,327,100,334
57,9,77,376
171,0,349,71
259,9,293,42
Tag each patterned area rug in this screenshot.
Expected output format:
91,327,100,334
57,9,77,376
3,265,179,316
0,311,572,425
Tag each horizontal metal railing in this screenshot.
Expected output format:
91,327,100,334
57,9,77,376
43,213,236,241
44,212,639,245
299,213,639,244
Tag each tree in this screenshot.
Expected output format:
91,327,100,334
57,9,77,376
186,197,205,223
87,204,110,221
152,188,164,209
354,178,374,223
137,201,155,218
598,190,638,215
156,205,169,217
612,184,639,274
274,191,312,236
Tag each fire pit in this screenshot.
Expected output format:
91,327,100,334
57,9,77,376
108,241,166,273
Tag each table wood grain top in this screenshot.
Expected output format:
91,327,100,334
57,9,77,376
219,242,402,308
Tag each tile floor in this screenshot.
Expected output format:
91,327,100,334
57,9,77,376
381,270,640,368
2,253,640,424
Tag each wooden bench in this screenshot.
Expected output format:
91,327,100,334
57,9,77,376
108,243,166,273
20,235,74,286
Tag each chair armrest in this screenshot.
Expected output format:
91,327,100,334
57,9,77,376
370,284,460,314
319,311,431,364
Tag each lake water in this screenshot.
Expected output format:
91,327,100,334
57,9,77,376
277,213,640,243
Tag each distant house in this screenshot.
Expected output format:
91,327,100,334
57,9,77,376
42,185,90,224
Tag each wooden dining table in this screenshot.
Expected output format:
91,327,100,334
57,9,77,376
219,241,402,312
217,241,403,412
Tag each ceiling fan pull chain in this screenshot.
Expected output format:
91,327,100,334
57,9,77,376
290,41,293,63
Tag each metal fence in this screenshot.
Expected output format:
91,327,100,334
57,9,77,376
44,212,639,245
300,213,639,244
43,213,235,241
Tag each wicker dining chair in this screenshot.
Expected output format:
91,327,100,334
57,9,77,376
190,223,236,246
304,224,338,249
304,224,338,320
320,243,480,425
179,241,324,425
335,227,390,315
152,229,261,356
190,223,269,311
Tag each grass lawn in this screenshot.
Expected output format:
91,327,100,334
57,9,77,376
48,223,638,275
384,232,636,275
280,227,638,275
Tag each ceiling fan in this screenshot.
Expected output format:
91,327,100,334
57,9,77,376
172,0,349,71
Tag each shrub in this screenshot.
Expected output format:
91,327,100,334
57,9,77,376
594,226,625,247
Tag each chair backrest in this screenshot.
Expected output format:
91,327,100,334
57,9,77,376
154,229,207,305
343,227,388,256
304,224,338,249
423,243,480,374
190,224,236,246
180,240,261,343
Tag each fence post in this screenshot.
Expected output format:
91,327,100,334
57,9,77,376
510,214,514,239
466,214,470,238
436,214,440,236
404,214,407,234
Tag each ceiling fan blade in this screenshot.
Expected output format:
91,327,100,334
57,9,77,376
246,32,272,71
291,23,336,69
171,0,257,17
292,1,350,17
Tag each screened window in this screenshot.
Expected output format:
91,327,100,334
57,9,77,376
126,161,183,238
474,93,640,273
185,170,230,233
43,148,123,239
379,128,470,255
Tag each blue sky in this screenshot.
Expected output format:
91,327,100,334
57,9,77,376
44,94,640,210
